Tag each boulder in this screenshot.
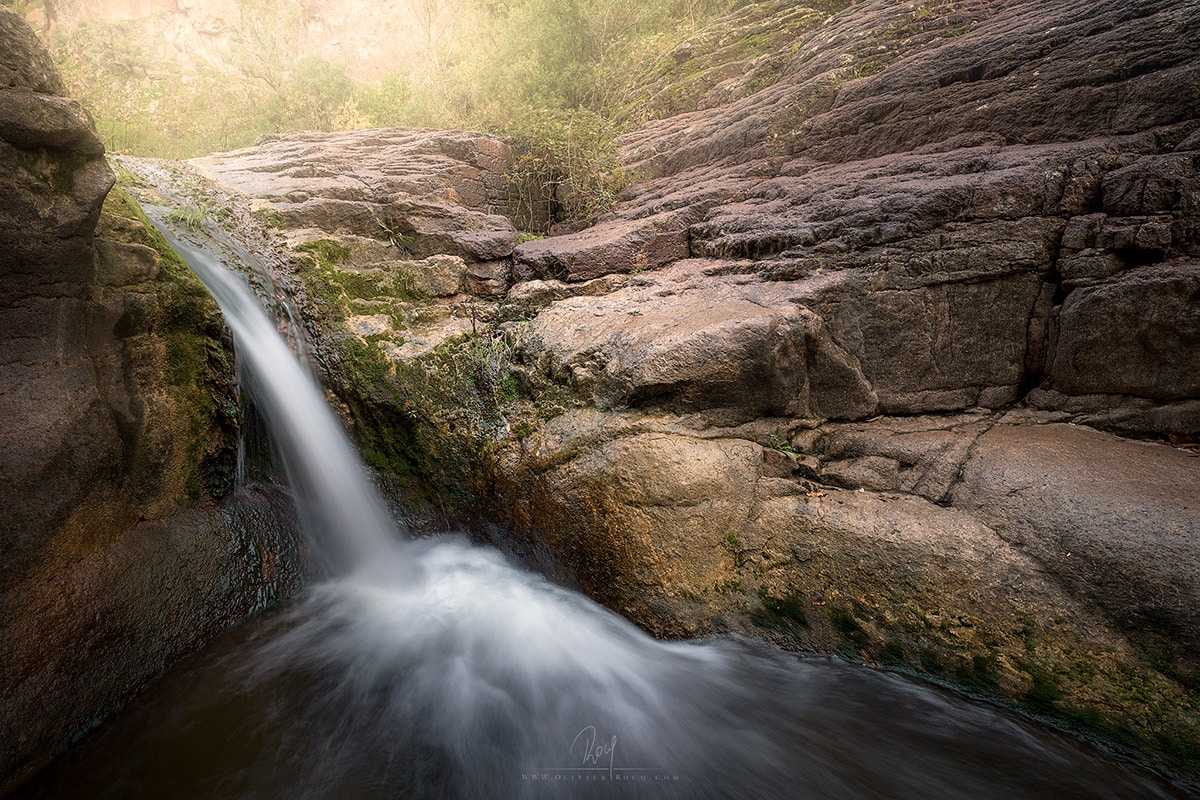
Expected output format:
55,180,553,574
513,215,689,282
950,423,1200,676
193,129,522,263
1048,263,1200,399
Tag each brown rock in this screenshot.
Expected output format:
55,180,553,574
193,128,521,263
0,14,307,792
513,216,689,282
1049,263,1200,400
950,423,1200,676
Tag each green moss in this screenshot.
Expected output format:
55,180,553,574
100,182,238,503
1022,667,1063,710
754,589,810,629
340,335,394,390
295,238,352,266
322,327,529,516
830,606,863,637
880,640,907,667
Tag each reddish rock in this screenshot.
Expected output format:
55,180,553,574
513,216,689,282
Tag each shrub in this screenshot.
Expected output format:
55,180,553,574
503,108,628,229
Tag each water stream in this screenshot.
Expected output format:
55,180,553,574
18,200,1194,799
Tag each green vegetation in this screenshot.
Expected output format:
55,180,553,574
100,182,239,500
754,589,810,629
166,203,211,232
33,0,736,157
504,108,628,226
20,0,856,223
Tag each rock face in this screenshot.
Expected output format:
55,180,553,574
165,0,1199,782
0,10,304,793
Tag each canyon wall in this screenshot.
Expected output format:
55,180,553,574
0,10,303,793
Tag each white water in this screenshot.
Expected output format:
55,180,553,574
50,209,1185,800
156,225,415,580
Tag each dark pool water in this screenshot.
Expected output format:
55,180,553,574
15,537,1195,800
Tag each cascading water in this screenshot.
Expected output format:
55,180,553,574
153,223,414,579
18,199,1193,800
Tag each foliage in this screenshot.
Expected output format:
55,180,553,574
166,202,211,232
295,238,351,267
24,0,867,210
503,108,628,228
23,0,775,158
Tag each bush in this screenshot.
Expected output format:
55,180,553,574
27,0,752,161
503,108,628,229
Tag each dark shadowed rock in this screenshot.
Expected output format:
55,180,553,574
0,12,306,793
1049,263,1200,399
0,7,115,583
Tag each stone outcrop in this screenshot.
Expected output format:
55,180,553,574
138,0,1200,782
0,11,304,794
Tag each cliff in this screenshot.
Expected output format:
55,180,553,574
0,9,304,793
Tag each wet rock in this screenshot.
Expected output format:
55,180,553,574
0,13,306,793
0,487,306,797
496,410,1200,762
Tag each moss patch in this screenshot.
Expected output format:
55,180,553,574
97,182,238,506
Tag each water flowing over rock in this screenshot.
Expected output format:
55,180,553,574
0,10,305,793
30,0,1200,786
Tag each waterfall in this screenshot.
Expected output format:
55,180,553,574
42,201,1179,800
153,222,418,581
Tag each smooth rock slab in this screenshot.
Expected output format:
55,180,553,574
950,422,1200,673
